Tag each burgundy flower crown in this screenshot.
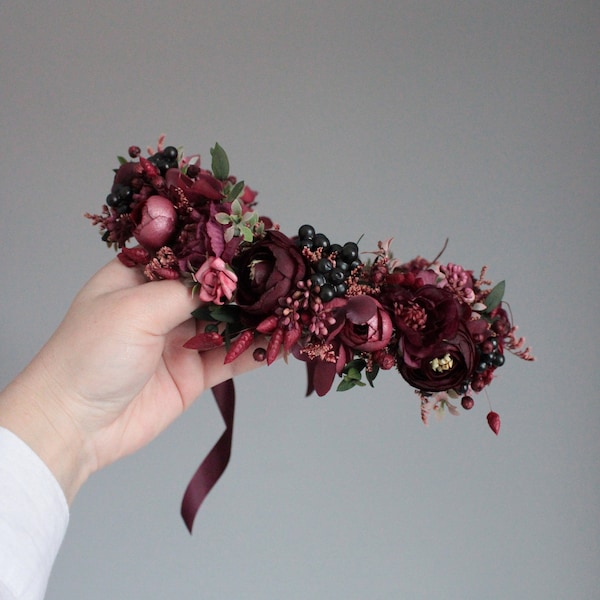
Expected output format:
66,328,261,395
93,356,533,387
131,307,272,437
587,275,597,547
87,137,534,532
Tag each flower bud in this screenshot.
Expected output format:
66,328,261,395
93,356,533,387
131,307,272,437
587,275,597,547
132,195,177,250
372,350,396,370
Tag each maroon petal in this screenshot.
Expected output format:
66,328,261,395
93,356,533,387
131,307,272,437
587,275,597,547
346,295,378,323
313,360,337,396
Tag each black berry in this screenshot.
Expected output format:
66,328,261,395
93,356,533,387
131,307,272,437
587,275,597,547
329,268,346,285
313,233,330,251
311,273,326,287
317,258,333,274
319,283,335,302
298,224,316,240
341,242,359,262
163,146,178,161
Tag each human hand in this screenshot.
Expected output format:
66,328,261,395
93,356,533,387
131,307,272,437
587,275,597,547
0,258,265,503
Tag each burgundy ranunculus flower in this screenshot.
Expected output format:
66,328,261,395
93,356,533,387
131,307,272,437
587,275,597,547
384,284,467,350
233,230,308,317
398,325,476,392
339,296,393,352
132,195,177,250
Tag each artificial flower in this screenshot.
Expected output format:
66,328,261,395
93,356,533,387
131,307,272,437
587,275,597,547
193,256,238,305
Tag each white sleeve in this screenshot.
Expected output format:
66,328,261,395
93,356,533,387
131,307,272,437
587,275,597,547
0,427,69,600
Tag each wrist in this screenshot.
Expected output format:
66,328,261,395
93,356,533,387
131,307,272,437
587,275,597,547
0,365,95,505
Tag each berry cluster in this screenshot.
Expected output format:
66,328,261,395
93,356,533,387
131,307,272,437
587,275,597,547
146,145,179,175
477,337,505,371
105,184,134,214
104,145,180,219
296,224,361,302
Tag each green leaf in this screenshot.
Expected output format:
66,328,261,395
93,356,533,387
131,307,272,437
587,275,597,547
210,143,230,180
337,378,356,392
484,280,506,313
366,364,380,387
209,304,240,324
215,212,232,225
343,358,367,374
337,377,367,392
240,225,254,242
337,376,365,391
117,155,128,165
191,305,216,321
243,212,259,227
226,180,245,203
230,198,243,218
346,367,363,381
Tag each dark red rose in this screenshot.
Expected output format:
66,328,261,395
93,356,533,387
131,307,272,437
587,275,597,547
339,295,393,351
383,284,468,351
233,230,308,316
397,325,476,392
131,195,177,250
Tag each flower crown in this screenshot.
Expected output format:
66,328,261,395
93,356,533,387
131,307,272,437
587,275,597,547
87,137,533,531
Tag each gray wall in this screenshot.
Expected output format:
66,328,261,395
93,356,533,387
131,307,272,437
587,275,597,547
1,1,598,598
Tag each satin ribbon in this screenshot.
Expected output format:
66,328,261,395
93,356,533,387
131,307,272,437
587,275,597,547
181,378,235,533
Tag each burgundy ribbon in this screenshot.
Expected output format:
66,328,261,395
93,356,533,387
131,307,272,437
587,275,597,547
181,378,235,533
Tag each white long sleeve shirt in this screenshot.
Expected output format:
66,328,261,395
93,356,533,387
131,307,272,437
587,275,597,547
0,427,69,600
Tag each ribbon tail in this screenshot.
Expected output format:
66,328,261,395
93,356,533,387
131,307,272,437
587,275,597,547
180,378,235,533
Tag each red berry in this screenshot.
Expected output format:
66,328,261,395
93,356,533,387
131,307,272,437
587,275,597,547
487,411,501,435
253,348,266,361
461,395,474,410
471,377,485,392
128,145,141,158
481,339,494,354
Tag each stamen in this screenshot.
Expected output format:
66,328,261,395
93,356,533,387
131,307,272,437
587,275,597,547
430,353,454,373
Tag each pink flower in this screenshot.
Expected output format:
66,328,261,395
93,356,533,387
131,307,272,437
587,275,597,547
339,296,393,352
194,257,238,305
132,195,177,250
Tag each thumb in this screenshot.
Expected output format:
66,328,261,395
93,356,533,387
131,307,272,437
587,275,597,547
80,259,201,337
121,277,201,336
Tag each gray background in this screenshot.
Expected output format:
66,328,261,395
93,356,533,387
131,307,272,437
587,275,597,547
1,1,598,598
